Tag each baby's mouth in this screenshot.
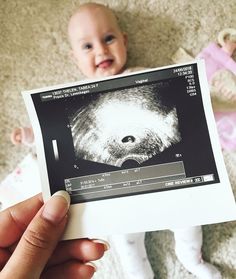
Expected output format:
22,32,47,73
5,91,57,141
97,59,113,69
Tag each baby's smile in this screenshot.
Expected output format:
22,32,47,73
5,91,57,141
97,59,114,69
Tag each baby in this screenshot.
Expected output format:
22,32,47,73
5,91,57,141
12,3,222,279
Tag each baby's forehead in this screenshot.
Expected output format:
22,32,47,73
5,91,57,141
69,5,117,29
68,5,120,40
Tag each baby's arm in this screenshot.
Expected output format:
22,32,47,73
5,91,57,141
11,127,35,147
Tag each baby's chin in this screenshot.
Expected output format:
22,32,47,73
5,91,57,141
95,66,124,78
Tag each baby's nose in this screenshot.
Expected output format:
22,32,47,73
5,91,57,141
96,43,108,55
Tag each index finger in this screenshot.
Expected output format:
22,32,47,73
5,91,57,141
0,193,43,247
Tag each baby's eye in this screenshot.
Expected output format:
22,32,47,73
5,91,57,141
104,34,115,44
82,43,92,50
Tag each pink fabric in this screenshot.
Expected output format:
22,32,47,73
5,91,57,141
197,43,236,81
215,111,236,151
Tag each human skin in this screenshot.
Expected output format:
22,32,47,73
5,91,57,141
0,192,108,279
68,3,128,78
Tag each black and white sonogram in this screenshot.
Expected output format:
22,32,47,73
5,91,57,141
69,84,181,167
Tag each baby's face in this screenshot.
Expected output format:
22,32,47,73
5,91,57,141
68,6,128,78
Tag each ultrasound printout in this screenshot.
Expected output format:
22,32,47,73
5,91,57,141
23,60,236,239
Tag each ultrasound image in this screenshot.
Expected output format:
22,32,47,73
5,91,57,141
69,84,181,167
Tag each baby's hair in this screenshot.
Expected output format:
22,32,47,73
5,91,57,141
70,2,111,15
69,2,120,26
218,28,236,46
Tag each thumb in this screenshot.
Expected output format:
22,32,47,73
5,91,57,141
1,191,70,279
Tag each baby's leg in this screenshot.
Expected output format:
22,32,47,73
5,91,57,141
109,232,154,279
172,226,222,279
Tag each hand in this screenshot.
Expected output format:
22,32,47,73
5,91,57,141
0,191,108,279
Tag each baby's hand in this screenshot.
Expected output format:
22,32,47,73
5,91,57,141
11,127,34,146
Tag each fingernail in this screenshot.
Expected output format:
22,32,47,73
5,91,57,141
92,239,110,251
84,262,97,272
42,191,70,224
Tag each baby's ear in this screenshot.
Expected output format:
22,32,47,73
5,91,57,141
123,32,128,48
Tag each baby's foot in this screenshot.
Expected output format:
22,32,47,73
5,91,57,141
175,249,222,279
11,127,34,146
173,225,222,279
190,261,222,279
110,233,154,279
11,127,23,145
